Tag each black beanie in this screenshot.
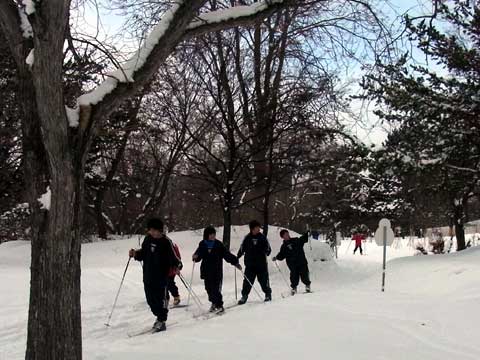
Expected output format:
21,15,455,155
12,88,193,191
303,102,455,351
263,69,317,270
203,226,216,239
146,218,164,231
280,229,289,237
249,220,261,230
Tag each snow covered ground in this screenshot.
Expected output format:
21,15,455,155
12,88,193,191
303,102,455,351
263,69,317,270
1,226,479,360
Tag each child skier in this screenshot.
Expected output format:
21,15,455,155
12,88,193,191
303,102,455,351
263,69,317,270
129,218,182,332
352,231,365,255
167,242,182,306
272,229,311,295
192,226,241,314
237,220,272,304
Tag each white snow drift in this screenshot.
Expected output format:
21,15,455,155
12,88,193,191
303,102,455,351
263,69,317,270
1,226,479,360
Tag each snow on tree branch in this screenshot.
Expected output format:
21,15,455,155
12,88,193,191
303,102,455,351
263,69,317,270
77,0,288,107
22,0,35,15
18,9,33,38
186,0,285,34
78,1,183,106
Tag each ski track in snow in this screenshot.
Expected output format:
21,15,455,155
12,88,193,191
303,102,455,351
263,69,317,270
1,228,480,360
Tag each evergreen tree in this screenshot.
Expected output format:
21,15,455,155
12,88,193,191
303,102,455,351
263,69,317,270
361,1,480,250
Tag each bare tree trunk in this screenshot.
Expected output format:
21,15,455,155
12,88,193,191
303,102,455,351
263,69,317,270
18,64,48,245
223,207,232,250
27,167,83,360
94,193,110,239
262,141,275,237
452,199,466,251
94,101,140,239
24,2,84,358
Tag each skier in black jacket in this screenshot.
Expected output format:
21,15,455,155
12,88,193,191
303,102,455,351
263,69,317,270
237,220,272,304
129,218,182,332
272,229,311,295
192,226,241,313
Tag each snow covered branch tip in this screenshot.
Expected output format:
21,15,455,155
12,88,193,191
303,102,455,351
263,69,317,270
77,0,288,107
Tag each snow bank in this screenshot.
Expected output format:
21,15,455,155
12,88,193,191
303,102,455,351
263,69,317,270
1,227,479,360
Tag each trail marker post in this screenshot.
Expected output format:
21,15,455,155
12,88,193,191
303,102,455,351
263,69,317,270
374,218,394,292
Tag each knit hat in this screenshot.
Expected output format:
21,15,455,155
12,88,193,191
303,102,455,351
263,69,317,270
249,220,261,230
279,229,289,237
203,226,216,239
146,218,164,231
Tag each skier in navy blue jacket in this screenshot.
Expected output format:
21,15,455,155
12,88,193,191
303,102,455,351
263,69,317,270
237,220,272,304
272,229,311,295
129,218,181,332
193,226,241,313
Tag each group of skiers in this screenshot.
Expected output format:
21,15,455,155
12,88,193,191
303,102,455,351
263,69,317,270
128,219,312,332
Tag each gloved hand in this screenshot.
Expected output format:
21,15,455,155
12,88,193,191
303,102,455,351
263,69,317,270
128,249,136,258
178,262,183,271
235,263,242,271
192,254,199,261
272,256,277,261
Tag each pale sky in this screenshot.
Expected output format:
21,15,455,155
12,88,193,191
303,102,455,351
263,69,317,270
75,0,436,147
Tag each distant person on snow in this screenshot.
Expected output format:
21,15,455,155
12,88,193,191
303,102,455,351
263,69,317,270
128,218,182,332
237,220,272,304
167,242,182,306
192,226,241,314
352,231,365,255
272,229,312,295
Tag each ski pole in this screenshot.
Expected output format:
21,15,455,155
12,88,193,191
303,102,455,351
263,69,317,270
179,272,203,305
307,225,312,251
178,272,203,306
187,262,196,306
105,257,131,327
274,260,290,291
238,268,263,301
178,272,204,313
234,267,238,301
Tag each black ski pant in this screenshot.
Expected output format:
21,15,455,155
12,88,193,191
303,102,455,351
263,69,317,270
167,276,179,298
289,263,311,289
241,266,271,298
204,275,223,307
354,245,363,255
144,280,169,321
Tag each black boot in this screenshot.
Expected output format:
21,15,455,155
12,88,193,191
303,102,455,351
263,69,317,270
152,318,166,332
238,296,248,305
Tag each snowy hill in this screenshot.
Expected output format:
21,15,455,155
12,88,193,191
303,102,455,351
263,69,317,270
1,227,479,360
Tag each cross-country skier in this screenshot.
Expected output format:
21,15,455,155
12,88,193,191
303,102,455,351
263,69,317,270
128,218,182,332
192,226,241,314
272,229,311,295
167,242,182,306
352,231,365,255
237,220,272,304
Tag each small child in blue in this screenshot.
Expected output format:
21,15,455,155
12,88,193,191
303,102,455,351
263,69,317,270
192,226,241,313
